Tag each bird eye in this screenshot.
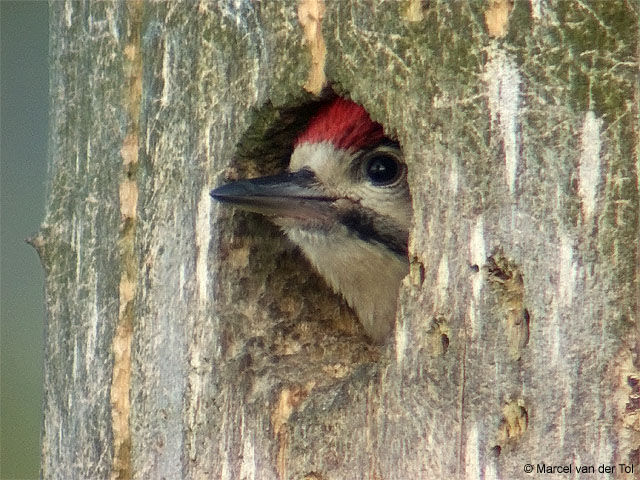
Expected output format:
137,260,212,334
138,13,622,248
363,152,403,186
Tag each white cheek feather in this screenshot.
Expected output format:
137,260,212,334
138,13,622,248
290,141,336,171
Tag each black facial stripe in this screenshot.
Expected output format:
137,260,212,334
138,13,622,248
338,209,408,258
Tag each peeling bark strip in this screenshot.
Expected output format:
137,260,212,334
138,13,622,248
484,49,521,196
110,2,143,479
271,383,315,480
402,0,427,23
484,0,514,38
578,111,603,222
298,0,326,94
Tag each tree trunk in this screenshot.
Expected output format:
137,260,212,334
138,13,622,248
39,1,638,479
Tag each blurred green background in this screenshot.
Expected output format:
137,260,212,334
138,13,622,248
1,1,49,478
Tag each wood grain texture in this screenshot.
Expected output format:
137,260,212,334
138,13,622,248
42,1,638,479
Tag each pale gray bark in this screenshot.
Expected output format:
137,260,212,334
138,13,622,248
40,1,638,479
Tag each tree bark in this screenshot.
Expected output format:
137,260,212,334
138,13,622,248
39,1,638,479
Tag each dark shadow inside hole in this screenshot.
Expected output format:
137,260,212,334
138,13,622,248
230,96,333,179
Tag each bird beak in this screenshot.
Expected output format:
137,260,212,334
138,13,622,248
210,170,334,221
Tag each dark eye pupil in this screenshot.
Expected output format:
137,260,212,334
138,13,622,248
366,155,399,185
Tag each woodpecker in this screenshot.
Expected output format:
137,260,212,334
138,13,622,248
210,98,411,343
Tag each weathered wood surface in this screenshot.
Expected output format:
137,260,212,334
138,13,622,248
40,1,638,479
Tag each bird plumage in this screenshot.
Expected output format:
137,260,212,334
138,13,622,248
211,97,411,343
294,97,385,151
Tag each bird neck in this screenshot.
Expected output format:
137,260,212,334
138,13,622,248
281,224,408,343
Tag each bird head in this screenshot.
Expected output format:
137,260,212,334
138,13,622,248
211,97,411,343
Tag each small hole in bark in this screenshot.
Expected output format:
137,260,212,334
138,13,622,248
441,333,449,353
485,249,529,360
411,256,426,286
303,472,326,480
426,316,449,356
496,399,528,449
